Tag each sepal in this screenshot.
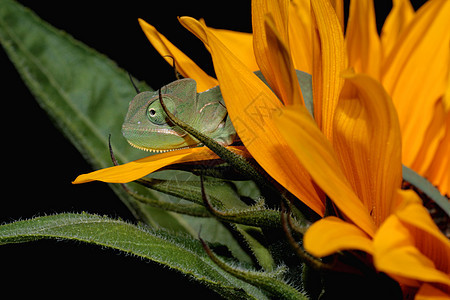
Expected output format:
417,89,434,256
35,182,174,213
201,175,282,228
402,165,450,217
200,236,308,299
231,224,276,271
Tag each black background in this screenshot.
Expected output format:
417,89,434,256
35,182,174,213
0,1,427,297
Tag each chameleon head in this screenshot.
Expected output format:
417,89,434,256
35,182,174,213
121,88,199,152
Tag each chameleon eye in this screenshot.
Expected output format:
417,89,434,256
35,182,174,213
146,96,175,125
148,108,157,117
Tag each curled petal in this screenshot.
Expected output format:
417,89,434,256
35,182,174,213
374,190,450,289
252,0,289,85
288,0,312,73
374,215,450,289
73,146,249,184
311,0,347,141
252,0,303,106
345,0,381,79
395,190,450,275
329,0,344,32
334,71,402,226
275,106,376,236
263,14,304,106
304,216,373,257
138,19,217,92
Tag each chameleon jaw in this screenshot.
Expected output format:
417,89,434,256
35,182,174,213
126,140,197,153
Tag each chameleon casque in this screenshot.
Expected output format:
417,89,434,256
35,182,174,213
122,70,312,152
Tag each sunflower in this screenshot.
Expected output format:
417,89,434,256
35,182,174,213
74,0,450,297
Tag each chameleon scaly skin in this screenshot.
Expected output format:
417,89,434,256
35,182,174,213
122,78,235,152
122,70,312,152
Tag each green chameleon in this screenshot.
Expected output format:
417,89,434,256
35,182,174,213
122,70,313,152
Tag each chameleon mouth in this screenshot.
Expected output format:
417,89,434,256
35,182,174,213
126,140,197,153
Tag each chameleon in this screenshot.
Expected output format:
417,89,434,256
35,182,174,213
122,70,313,152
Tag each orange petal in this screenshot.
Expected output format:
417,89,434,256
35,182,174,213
381,0,450,166
304,216,373,257
329,0,344,33
411,99,447,175
345,0,382,79
426,61,450,195
380,0,415,59
252,0,303,106
373,190,450,288
288,0,312,73
275,106,376,236
73,146,249,184
334,71,403,226
374,215,450,288
416,283,450,300
311,0,347,141
263,14,304,106
179,16,325,215
425,110,450,196
138,19,217,92
205,27,259,72
252,0,289,44
395,190,450,275
444,64,450,111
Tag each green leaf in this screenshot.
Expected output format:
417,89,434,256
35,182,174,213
0,0,189,230
0,213,269,299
